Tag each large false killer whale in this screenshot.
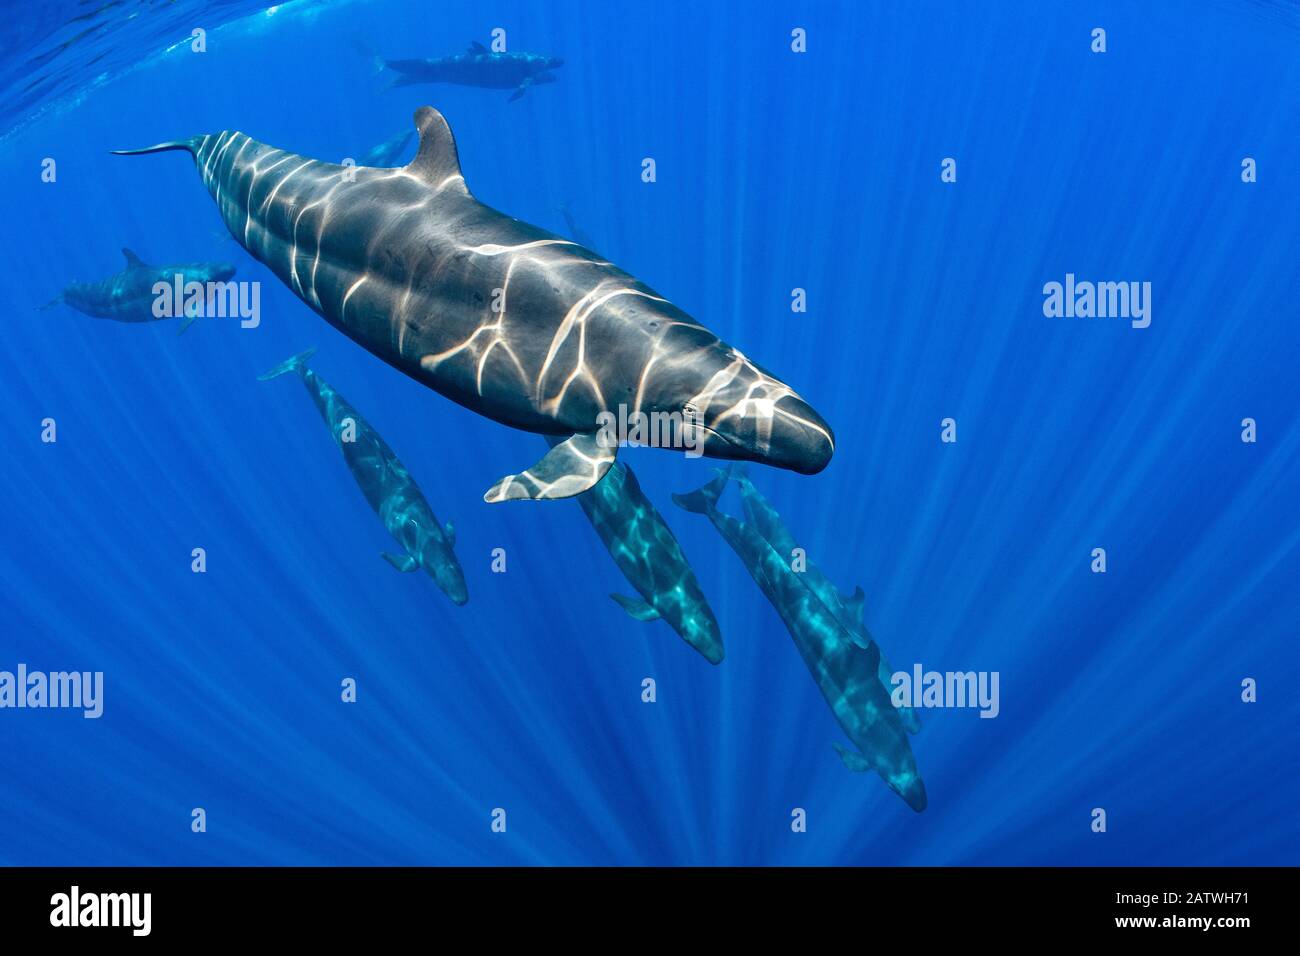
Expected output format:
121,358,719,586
384,42,563,101
729,465,920,734
552,437,723,664
674,469,926,812
41,248,235,334
113,107,834,501
259,348,468,605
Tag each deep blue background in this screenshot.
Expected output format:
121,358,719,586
0,0,1297,864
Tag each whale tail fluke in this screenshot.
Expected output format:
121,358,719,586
382,59,435,89
258,348,318,381
671,467,733,515
111,138,202,157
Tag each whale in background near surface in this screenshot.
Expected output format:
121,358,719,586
259,348,468,605
553,436,723,664
113,106,834,502
383,42,563,101
729,464,920,734
41,248,235,334
357,129,415,168
674,468,926,812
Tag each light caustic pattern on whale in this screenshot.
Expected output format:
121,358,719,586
115,107,834,502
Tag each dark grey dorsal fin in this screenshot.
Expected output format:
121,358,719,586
468,41,488,54
407,106,467,195
121,248,146,268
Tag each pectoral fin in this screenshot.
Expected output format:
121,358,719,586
484,432,616,502
382,551,419,572
844,586,866,623
508,77,534,102
833,743,873,773
178,308,200,335
610,593,660,622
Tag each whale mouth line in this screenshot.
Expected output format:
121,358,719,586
693,421,735,447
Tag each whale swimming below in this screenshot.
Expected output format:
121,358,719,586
554,437,723,664
113,106,835,501
42,248,235,334
675,468,926,812
384,42,563,101
259,348,468,605
729,464,920,734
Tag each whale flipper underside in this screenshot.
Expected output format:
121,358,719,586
610,593,661,622
484,432,617,503
382,552,419,572
833,743,873,773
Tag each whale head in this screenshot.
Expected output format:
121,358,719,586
884,767,927,813
422,546,468,606
431,563,468,606
651,328,834,474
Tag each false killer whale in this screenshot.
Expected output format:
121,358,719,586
384,42,563,101
41,248,235,334
113,107,834,501
260,348,468,605
675,469,926,811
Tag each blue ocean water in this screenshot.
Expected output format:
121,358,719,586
1,0,1297,866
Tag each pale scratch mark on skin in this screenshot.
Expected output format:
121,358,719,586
395,285,415,355
463,238,578,257
341,275,368,317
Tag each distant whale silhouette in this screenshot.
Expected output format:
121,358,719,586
383,42,563,101
259,348,467,605
41,248,235,334
113,106,834,501
675,469,926,811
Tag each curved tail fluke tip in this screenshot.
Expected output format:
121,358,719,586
111,138,200,157
672,468,732,515
258,348,318,382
